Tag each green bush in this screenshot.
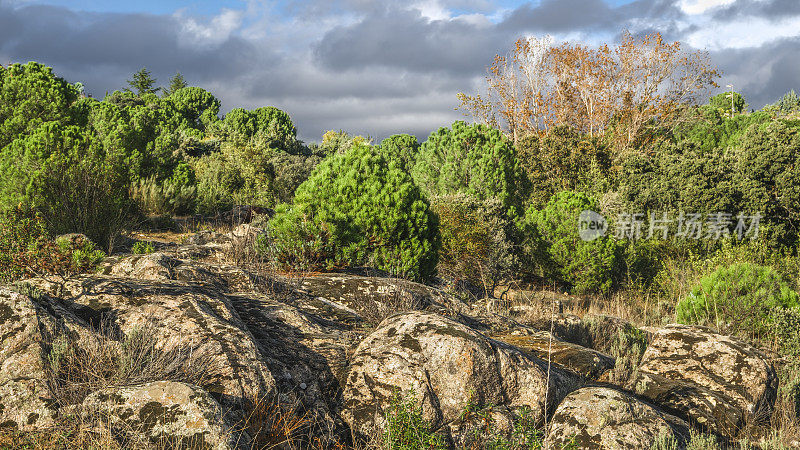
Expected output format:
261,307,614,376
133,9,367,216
0,208,103,283
130,176,197,216
55,235,105,272
316,130,370,155
379,134,420,171
521,191,619,295
0,122,135,250
676,262,800,339
383,390,446,450
167,86,220,131
770,306,800,358
708,91,746,114
267,143,440,281
516,126,610,209
131,241,156,255
431,194,521,293
217,106,297,151
0,62,78,149
413,121,525,216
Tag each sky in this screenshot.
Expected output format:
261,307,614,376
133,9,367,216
1,0,799,142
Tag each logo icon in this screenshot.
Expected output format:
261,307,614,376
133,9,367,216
579,210,607,242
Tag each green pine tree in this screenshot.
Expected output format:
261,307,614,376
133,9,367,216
126,67,160,96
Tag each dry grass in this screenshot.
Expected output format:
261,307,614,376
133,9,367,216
41,317,214,408
232,395,351,450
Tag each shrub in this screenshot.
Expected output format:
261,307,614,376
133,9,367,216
192,141,319,214
0,208,104,283
516,126,611,209
431,194,522,294
383,390,446,450
55,234,106,272
709,91,746,114
379,134,420,171
413,121,525,216
0,62,78,149
167,86,220,131
267,143,440,281
521,191,619,295
131,241,156,255
259,206,335,273
317,130,370,155
0,207,70,283
218,106,297,151
676,262,800,339
770,306,800,358
0,122,135,250
130,176,197,216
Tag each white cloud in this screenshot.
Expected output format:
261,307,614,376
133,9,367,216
686,15,800,49
678,0,736,15
176,8,244,47
413,0,452,21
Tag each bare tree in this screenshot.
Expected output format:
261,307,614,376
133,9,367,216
459,32,720,151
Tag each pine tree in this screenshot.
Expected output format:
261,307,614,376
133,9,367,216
163,72,187,97
126,67,160,96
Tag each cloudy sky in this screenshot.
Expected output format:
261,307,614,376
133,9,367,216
1,0,798,142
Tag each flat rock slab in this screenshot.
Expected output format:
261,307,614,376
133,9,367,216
492,333,615,379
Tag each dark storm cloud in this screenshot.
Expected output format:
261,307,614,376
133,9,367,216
0,2,265,97
313,7,505,75
313,0,689,76
2,0,800,140
711,36,800,108
711,0,800,21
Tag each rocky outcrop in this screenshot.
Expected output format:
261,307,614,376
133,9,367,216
544,387,689,449
629,324,778,439
492,333,615,379
0,288,60,430
25,276,277,408
81,381,234,449
342,311,581,440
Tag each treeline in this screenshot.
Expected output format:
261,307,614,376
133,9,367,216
2,32,800,298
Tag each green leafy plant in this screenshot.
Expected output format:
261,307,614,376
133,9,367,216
431,194,521,294
383,390,446,450
267,143,440,281
521,191,619,295
1,208,105,283
413,121,525,216
0,122,136,250
676,262,800,339
131,241,156,255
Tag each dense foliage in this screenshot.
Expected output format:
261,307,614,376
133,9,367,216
0,62,317,247
676,263,800,339
0,207,104,283
267,143,440,281
522,191,619,294
412,121,525,215
431,194,521,293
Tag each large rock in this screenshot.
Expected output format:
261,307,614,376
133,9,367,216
342,311,580,440
492,333,615,379
227,291,357,442
629,324,778,438
0,288,58,430
27,276,277,408
545,387,689,449
81,381,234,449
